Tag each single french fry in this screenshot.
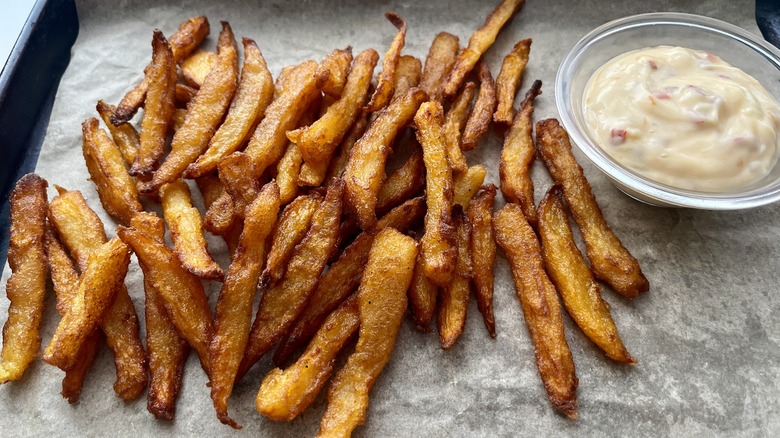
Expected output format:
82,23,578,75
217,152,260,220
182,49,217,88
318,228,416,437
407,251,437,332
276,142,304,204
494,39,531,124
467,184,497,337
536,119,649,298
494,203,578,419
261,194,321,287
438,206,471,350
96,100,139,166
196,179,240,255
453,164,486,208
175,83,198,107
443,81,476,174
461,62,496,151
364,13,407,112
442,0,525,97
318,48,353,98
204,191,236,236
274,65,295,101
500,80,541,226
172,107,188,132
419,32,459,102
375,144,424,214
325,112,369,183
392,55,422,99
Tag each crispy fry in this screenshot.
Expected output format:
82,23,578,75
277,142,304,203
186,38,275,178
375,145,424,214
258,296,359,421
419,32,459,102
325,112,369,183
344,87,427,230
43,237,131,371
443,81,476,174
274,65,295,100
141,22,239,192
0,175,48,384
407,249,437,332
415,101,456,287
318,228,416,437
461,62,496,151
442,0,525,97
273,197,424,365
237,181,344,380
160,180,224,280
96,100,139,166
204,191,236,236
467,184,497,337
211,183,280,428
196,175,242,255
538,185,635,363
113,16,210,124
318,48,353,98
261,194,320,287
500,80,541,226
453,164,486,208
217,152,261,220
364,13,407,112
48,187,147,400
173,107,188,132
175,83,198,107
536,119,649,298
494,39,531,124
494,203,578,418
438,206,471,350
182,49,217,88
392,55,421,99
131,30,177,176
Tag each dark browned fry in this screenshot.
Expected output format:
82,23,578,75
419,32,459,102
443,81,476,174
467,185,497,337
175,83,198,106
461,62,496,151
261,194,321,287
96,100,139,166
204,191,236,237
494,39,531,124
375,144,425,214
364,13,407,112
392,55,422,99
407,250,437,332
317,48,353,98
217,152,260,219
182,49,217,88
438,206,471,350
325,112,369,183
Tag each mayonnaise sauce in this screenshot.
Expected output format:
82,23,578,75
583,45,780,192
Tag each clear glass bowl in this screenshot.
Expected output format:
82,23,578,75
556,12,780,209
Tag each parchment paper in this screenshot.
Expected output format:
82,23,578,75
2,0,779,436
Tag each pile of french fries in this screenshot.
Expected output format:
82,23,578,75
0,0,650,433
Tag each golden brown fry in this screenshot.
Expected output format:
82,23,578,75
217,152,261,221
453,164,486,208
204,192,236,237
494,203,578,418
538,185,635,363
419,32,459,102
494,39,531,124
415,101,456,287
467,184,497,337
186,38,275,178
375,145,424,214
172,107,188,132
43,237,131,371
0,175,48,384
175,83,198,107
211,183,280,428
393,55,422,99
237,181,344,380
500,80,541,226
536,119,649,298
443,81,476,174
407,250,437,332
60,331,102,403
438,206,471,350
258,296,359,421
273,197,424,365
274,65,295,100
132,30,177,176
141,22,239,193
160,180,224,280
261,195,320,287
364,13,407,112
318,48,353,98
112,16,210,125
325,112,369,183
442,0,525,97
276,142,304,203
196,175,243,255
318,228,416,437
462,62,496,151
344,87,427,230
96,100,139,166
182,49,217,88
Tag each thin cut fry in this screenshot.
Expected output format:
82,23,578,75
325,112,369,183
211,182,280,429
461,62,496,151
364,13,407,112
419,32,459,102
442,0,525,97
375,144,425,214
407,249,437,332
494,203,578,419
536,119,649,298
467,184,497,337
182,49,217,88
0,174,48,384
196,174,240,254
318,228,416,437
494,39,531,124
453,164,486,208
217,152,261,219
538,185,635,364
96,100,139,166
392,55,422,99
443,81,476,174
317,48,353,98
438,206,471,350
276,142,304,204
261,194,321,287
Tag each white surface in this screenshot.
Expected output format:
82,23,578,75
0,0,36,75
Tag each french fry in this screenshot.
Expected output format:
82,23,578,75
141,22,239,193
96,100,139,166
408,250,437,332
392,55,421,99
257,296,359,421
43,237,131,371
204,191,236,236
324,114,368,185
538,185,635,363
273,197,424,365
182,49,217,88
261,194,321,287
535,119,649,298
175,83,198,107
443,81,476,174
415,101,456,287
467,184,497,337
196,176,242,255
217,152,260,219
494,203,578,419
186,38,275,178
276,142,304,204
0,174,48,384
173,107,189,132
419,32,459,102
211,182,280,428
364,13,407,112
131,30,177,176
438,206,471,350
160,180,224,280
493,39,531,124
318,228,416,437
461,62,496,151
112,16,210,124
318,48,353,98
237,181,344,380
500,80,541,226
48,187,147,400
453,164,486,208
274,65,295,101
344,87,427,230
375,145,424,214
442,0,525,97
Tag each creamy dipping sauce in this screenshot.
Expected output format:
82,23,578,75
583,45,780,192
